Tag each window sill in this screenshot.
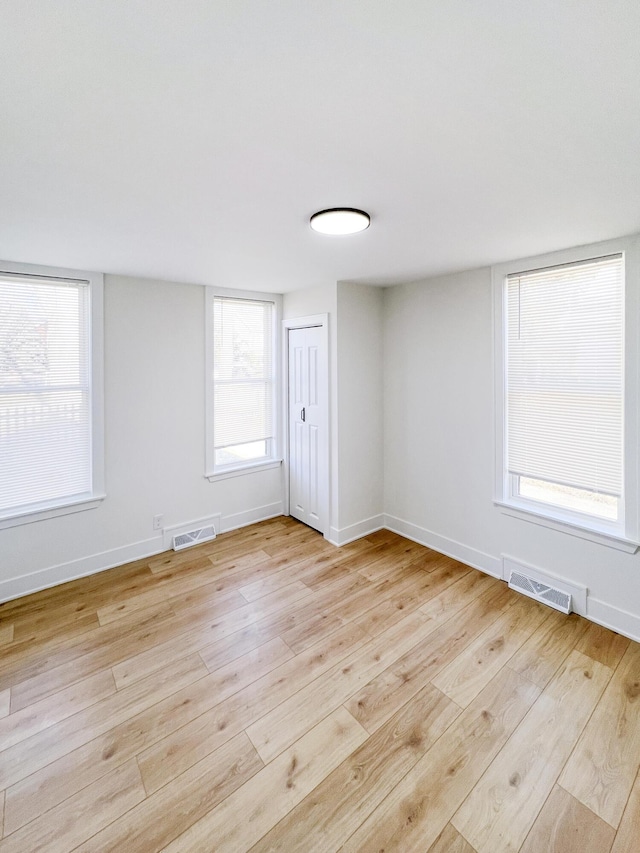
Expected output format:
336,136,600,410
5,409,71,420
0,494,106,530
495,501,639,553
206,459,282,483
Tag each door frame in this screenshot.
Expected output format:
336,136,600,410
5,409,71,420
282,314,330,537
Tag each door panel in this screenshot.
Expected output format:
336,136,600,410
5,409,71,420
309,344,319,406
309,424,319,521
292,419,306,514
294,345,303,405
288,326,326,533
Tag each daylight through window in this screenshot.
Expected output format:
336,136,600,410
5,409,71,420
503,254,624,528
0,272,98,518
207,295,277,473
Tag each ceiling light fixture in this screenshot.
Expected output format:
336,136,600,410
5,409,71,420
309,208,370,235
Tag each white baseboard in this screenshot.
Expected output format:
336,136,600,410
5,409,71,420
383,514,640,643
219,501,284,534
0,536,165,604
587,597,640,644
7,503,640,644
0,503,284,604
383,514,502,578
327,514,386,547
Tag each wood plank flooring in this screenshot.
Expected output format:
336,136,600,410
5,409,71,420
0,517,639,852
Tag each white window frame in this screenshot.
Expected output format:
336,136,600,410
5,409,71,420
493,235,640,553
205,286,282,481
0,260,105,529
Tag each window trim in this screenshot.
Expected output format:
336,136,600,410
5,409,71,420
204,286,282,481
493,235,640,552
0,259,105,529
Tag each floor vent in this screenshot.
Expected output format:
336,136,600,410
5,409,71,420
172,526,217,551
508,570,572,614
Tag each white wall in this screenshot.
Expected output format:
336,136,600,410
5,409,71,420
384,268,640,640
336,282,384,541
0,275,283,601
282,284,337,322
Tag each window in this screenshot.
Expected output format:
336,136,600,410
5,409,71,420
494,237,639,549
205,289,280,478
0,262,104,527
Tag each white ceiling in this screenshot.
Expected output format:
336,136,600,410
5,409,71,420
1,1,639,293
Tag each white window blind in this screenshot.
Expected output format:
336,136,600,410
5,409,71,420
0,273,93,514
505,254,624,506
210,295,275,470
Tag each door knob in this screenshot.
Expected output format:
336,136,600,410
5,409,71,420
301,407,306,422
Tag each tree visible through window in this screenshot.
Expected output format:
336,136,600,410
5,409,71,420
0,271,100,519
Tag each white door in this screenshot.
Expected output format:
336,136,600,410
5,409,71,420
288,325,326,533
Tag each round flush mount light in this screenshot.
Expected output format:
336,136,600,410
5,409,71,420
309,208,370,235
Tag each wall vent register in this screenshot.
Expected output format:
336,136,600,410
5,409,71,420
508,570,572,614
172,526,217,551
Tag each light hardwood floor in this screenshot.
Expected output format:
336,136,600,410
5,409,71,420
0,517,639,852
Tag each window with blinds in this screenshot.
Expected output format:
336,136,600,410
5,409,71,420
503,253,624,524
0,270,102,521
206,294,277,473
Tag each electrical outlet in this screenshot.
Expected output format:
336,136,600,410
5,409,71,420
153,514,164,531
